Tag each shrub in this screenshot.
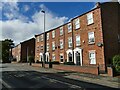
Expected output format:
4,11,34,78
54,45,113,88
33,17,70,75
64,62,75,65
112,55,120,72
28,56,34,63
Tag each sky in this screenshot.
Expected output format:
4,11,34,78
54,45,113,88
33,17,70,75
0,0,119,45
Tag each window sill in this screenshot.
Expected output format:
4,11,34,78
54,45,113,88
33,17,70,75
87,23,94,26
88,42,95,45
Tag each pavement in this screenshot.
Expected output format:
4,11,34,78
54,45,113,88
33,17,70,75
0,63,120,89
31,63,120,88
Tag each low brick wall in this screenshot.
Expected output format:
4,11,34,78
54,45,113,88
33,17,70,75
32,63,99,75
107,67,114,77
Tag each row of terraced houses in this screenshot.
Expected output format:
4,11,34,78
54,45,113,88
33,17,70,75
12,2,120,75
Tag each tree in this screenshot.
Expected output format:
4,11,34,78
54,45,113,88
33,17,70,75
112,55,120,72
2,39,14,63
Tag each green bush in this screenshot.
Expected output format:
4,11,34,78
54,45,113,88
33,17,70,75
112,55,120,72
64,62,75,65
28,56,34,63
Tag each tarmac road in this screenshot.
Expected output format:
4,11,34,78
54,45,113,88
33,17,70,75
0,63,119,90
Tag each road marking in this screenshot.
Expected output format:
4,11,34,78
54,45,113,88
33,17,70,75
0,78,12,88
41,76,82,88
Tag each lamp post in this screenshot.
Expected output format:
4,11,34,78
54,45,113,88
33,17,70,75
41,10,46,68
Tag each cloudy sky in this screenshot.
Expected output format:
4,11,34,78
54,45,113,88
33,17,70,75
0,0,117,45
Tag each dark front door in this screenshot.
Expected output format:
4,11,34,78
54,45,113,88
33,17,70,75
46,55,48,62
68,53,72,62
41,56,43,62
76,52,81,65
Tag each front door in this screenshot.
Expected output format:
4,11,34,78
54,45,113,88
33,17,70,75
76,52,81,65
46,55,49,62
68,53,72,62
40,55,43,62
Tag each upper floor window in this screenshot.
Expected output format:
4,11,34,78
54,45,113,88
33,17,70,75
60,27,63,36
68,37,72,48
52,41,55,50
37,36,39,42
75,18,80,29
76,35,80,46
47,33,49,40
52,30,55,38
87,12,94,25
68,23,72,33
88,32,95,44
40,45,43,50
60,39,63,49
47,43,49,51
52,54,55,61
40,34,43,41
89,50,96,64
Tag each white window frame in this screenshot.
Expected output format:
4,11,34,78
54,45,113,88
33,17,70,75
40,44,43,50
52,30,55,38
47,33,49,40
47,43,49,51
68,37,72,48
37,36,39,42
75,18,80,29
68,23,72,33
52,54,55,61
89,50,96,64
60,54,64,63
87,12,94,25
60,39,63,49
88,32,95,44
40,34,43,41
52,41,55,50
76,35,80,46
60,27,63,36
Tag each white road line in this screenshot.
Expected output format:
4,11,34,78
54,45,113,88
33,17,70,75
41,76,82,88
0,78,12,88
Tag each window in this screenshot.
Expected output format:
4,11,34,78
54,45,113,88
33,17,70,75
89,51,96,64
52,30,55,38
41,34,43,41
76,35,80,46
68,37,72,48
87,12,94,25
41,45,43,50
47,33,49,40
60,54,64,62
52,54,55,61
52,41,55,50
60,27,63,36
47,43,49,51
88,32,95,44
75,18,80,29
37,36,39,42
60,39,63,49
68,23,72,33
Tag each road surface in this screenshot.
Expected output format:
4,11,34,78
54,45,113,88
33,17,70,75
0,63,119,89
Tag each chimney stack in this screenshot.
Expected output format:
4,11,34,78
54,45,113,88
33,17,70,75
95,2,100,8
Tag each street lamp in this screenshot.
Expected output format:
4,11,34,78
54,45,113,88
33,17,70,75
41,10,46,68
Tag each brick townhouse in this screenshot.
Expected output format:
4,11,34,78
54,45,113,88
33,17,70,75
12,38,35,62
35,2,120,73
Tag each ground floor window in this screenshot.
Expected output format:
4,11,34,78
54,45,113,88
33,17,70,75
60,54,64,63
52,54,55,61
89,51,96,64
